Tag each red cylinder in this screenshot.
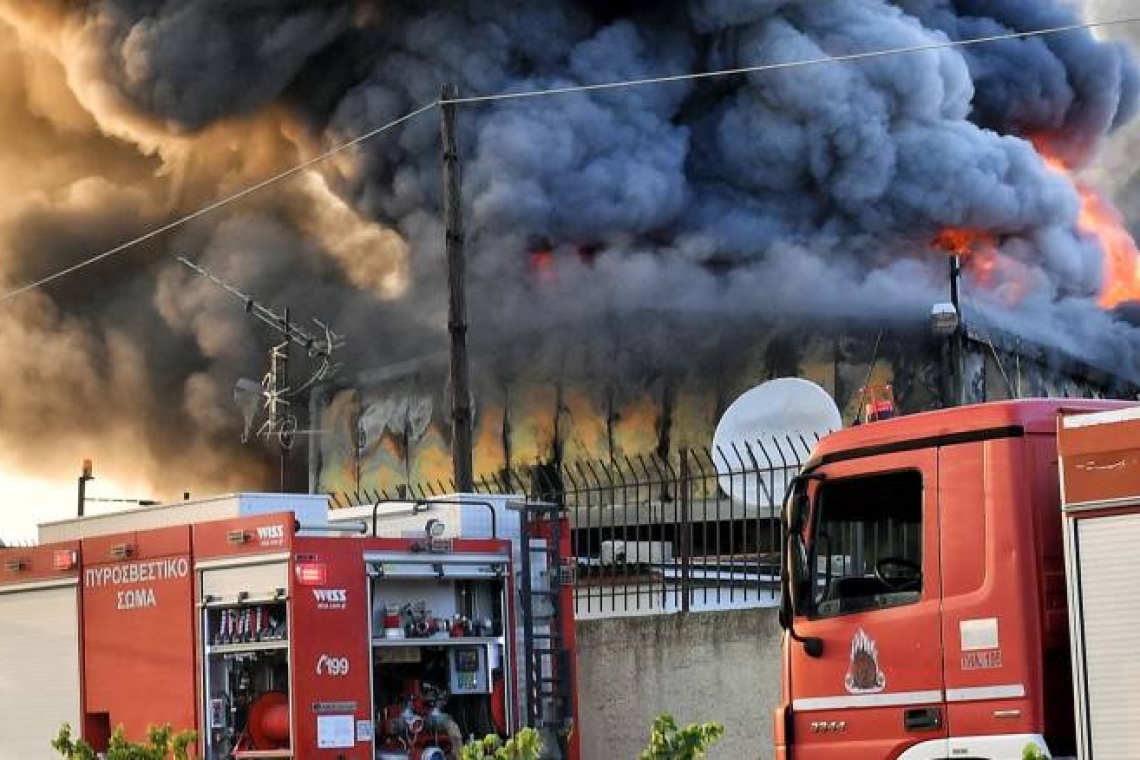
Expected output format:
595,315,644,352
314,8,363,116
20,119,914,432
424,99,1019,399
248,692,290,749
491,674,506,736
260,704,291,745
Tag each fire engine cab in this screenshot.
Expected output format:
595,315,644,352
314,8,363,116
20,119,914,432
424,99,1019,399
774,399,1129,760
0,493,578,760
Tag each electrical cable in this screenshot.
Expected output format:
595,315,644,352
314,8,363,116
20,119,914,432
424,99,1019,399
441,16,1140,105
853,329,885,425
961,288,1017,398
1,16,1137,305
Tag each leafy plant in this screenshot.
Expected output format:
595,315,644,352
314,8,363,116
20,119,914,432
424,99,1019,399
638,714,725,760
459,727,543,760
1022,744,1049,760
54,723,196,760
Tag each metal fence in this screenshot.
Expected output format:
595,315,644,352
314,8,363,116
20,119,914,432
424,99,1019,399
329,435,816,618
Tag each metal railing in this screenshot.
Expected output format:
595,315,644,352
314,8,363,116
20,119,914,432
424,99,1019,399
549,437,814,617
329,435,816,618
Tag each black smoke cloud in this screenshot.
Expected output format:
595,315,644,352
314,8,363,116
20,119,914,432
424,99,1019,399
0,0,1136,510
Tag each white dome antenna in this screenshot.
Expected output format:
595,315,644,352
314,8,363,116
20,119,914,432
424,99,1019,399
712,378,841,513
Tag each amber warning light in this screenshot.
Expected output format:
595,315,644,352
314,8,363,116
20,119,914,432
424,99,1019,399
295,562,327,586
53,550,78,571
861,383,897,423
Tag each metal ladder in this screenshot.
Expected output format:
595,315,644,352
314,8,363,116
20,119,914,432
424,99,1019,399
519,500,574,757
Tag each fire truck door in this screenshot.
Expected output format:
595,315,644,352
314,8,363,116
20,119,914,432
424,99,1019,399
788,449,948,759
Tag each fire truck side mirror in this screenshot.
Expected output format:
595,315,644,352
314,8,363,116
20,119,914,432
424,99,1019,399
785,476,813,535
781,474,825,658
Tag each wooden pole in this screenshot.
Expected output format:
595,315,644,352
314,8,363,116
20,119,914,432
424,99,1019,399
441,83,474,492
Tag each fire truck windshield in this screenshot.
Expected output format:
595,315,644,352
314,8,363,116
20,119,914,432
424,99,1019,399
801,470,923,618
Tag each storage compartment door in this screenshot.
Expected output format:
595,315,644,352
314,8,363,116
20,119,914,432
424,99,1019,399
1072,512,1140,757
0,582,81,756
199,560,288,605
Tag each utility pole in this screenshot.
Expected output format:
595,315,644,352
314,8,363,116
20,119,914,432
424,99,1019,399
441,83,474,492
948,255,966,406
77,459,93,518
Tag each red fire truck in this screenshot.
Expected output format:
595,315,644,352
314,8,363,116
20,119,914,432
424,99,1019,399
774,398,1140,760
0,493,578,760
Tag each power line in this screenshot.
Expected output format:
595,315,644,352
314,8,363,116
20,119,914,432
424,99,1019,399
443,16,1140,105
451,18,1140,104
2,15,1138,304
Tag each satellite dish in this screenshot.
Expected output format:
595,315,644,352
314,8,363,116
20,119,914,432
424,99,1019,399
712,378,841,513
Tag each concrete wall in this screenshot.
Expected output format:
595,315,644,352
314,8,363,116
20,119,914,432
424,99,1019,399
576,608,782,760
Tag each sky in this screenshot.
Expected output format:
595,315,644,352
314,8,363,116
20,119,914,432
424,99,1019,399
1,2,1139,543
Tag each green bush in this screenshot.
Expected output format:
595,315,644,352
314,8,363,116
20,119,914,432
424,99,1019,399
55,714,723,759
639,714,725,760
53,723,196,760
462,715,723,759
459,727,543,760
1022,744,1049,760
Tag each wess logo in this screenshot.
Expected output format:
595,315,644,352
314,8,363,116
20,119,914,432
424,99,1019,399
312,589,348,610
256,524,285,546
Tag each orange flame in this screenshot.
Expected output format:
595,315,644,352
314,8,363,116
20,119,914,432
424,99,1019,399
1032,137,1140,308
529,249,556,282
1077,184,1140,308
933,227,999,287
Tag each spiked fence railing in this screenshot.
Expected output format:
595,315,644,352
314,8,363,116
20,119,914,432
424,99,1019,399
330,434,817,617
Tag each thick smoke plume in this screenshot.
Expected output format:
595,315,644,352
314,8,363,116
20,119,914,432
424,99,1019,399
0,0,1136,517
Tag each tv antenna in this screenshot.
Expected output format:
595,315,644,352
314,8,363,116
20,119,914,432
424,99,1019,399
177,257,343,452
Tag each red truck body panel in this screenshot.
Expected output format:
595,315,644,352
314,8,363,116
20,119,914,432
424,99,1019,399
288,537,374,759
193,512,296,559
0,540,81,583
1058,406,1140,507
80,526,197,750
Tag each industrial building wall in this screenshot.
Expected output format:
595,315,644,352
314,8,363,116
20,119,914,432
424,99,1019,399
575,607,782,760
313,320,1125,499
315,327,944,497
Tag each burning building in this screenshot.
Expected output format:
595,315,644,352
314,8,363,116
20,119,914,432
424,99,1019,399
310,310,1140,499
0,2,1138,504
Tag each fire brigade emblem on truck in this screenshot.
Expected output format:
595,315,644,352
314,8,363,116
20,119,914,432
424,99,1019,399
844,628,886,694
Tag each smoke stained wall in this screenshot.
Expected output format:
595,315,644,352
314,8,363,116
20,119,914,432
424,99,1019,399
317,320,1134,499
0,1,1136,500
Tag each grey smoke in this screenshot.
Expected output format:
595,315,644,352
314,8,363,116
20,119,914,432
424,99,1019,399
78,2,354,130
0,0,1136,502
